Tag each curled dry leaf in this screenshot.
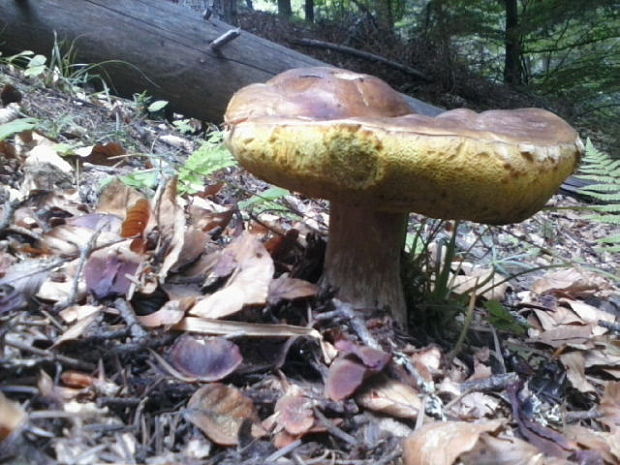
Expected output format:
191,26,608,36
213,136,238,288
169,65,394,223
0,391,26,443
154,177,186,280
274,385,315,435
449,263,509,301
189,232,275,319
185,383,260,446
267,274,319,305
334,339,391,371
121,198,151,238
84,243,142,299
460,432,571,465
96,178,146,218
167,335,242,382
325,356,369,401
136,299,190,328
599,382,620,432
532,268,614,299
403,420,503,465
325,340,392,401
22,142,74,193
77,141,125,166
174,316,322,339
356,375,421,419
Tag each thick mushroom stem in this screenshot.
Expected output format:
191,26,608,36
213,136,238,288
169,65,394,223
322,202,409,325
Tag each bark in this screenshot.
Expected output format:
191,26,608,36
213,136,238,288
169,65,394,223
278,0,292,18
0,0,442,122
304,0,315,23
0,0,321,123
503,0,524,85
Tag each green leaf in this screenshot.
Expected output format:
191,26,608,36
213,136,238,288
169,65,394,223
120,170,159,190
147,100,168,113
178,133,236,194
238,186,291,213
484,300,527,335
0,118,38,141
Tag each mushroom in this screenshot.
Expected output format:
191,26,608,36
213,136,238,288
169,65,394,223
223,67,583,325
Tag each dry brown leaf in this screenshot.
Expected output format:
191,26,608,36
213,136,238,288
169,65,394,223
174,316,321,339
96,178,146,217
54,311,100,346
600,382,620,432
460,432,570,465
136,299,190,328
121,198,151,238
532,268,614,298
267,274,319,305
189,232,275,319
559,351,596,393
274,385,315,435
449,263,509,301
564,424,619,465
356,375,421,419
403,420,503,465
0,391,26,443
166,335,242,382
78,141,125,166
21,142,74,193
185,383,260,446
155,177,186,280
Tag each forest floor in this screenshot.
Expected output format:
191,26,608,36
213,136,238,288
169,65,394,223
0,9,619,465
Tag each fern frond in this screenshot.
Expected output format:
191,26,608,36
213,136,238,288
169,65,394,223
573,139,619,256
584,214,620,224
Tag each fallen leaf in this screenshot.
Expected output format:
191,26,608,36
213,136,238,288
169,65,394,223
167,335,242,382
325,356,369,401
189,232,275,318
533,268,613,299
267,274,319,305
185,383,260,446
121,198,151,238
356,375,421,419
154,177,186,280
174,316,321,339
0,391,26,443
274,385,315,435
78,141,125,166
600,382,620,432
403,420,503,465
136,299,190,328
96,178,146,217
84,243,142,299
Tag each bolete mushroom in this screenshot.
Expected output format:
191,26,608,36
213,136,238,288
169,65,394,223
224,67,583,325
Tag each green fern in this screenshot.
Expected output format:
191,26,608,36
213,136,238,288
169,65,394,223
576,140,620,253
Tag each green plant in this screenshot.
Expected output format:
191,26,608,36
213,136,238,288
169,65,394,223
0,118,39,141
178,131,236,194
575,139,620,253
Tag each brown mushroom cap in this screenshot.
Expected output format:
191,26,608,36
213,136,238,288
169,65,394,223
225,67,583,224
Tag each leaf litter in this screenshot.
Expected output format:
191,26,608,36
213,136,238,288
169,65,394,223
0,57,619,465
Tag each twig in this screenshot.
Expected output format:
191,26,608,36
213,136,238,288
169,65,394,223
54,227,106,311
209,28,241,54
331,299,381,350
292,38,430,82
313,407,358,447
5,338,96,371
114,298,148,342
264,439,302,462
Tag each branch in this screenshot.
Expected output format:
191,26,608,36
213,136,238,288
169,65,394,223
292,38,431,82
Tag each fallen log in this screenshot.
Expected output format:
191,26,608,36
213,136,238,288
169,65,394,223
0,0,441,121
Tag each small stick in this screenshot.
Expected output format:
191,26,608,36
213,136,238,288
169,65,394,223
209,28,241,54
5,338,96,371
114,298,148,342
313,407,358,447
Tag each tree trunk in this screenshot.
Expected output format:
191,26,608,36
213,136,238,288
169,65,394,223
305,0,315,23
278,0,292,18
503,0,524,85
217,0,238,26
0,0,441,122
0,0,321,123
375,0,394,34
